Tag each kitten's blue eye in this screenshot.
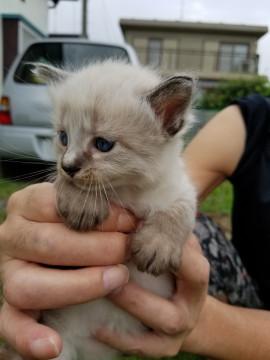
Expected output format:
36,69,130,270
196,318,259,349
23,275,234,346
94,137,115,152
58,130,68,146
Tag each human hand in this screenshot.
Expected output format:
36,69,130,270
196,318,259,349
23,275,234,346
0,182,136,359
96,234,210,358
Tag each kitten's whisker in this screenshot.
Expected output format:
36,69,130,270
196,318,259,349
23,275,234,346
19,172,55,188
97,180,104,232
103,178,124,207
1,159,56,165
74,183,86,227
0,167,55,184
100,178,112,215
22,167,57,185
79,174,93,228
0,144,55,161
45,171,57,183
100,180,113,230
103,177,134,229
93,177,98,228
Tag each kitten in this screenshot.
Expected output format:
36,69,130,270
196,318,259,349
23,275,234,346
6,60,197,360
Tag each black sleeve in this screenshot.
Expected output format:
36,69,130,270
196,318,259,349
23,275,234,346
228,94,270,183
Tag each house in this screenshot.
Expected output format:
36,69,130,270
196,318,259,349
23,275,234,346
120,19,268,89
0,0,79,94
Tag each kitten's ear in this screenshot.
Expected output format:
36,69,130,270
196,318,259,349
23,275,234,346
30,63,69,84
147,76,194,136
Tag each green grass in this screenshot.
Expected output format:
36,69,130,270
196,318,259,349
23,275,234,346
0,178,25,198
200,181,232,215
0,178,25,223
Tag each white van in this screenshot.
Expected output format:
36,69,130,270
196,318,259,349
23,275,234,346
0,39,138,162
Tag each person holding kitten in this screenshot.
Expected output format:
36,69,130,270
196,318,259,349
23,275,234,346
0,92,270,360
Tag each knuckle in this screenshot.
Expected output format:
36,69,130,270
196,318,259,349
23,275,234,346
3,276,22,308
196,256,210,287
35,226,55,255
29,183,57,217
128,343,145,357
6,191,21,214
39,189,58,219
161,310,183,335
185,318,196,333
3,272,36,309
0,219,17,254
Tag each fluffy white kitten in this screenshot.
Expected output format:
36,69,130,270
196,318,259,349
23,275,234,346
5,61,197,360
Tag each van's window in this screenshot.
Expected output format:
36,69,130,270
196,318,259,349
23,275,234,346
14,42,130,84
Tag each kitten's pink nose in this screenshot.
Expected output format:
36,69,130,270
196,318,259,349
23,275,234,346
62,164,81,177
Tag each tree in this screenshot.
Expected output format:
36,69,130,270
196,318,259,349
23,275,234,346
199,76,270,110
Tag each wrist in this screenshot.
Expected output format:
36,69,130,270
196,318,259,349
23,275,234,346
182,295,218,355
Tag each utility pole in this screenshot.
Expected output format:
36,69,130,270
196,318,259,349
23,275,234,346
82,0,88,38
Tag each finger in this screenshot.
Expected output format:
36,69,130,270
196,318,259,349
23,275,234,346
3,260,129,309
96,204,137,233
0,302,62,359
96,328,180,358
0,218,129,266
6,183,60,223
175,236,210,304
7,183,137,233
188,232,204,254
109,282,186,335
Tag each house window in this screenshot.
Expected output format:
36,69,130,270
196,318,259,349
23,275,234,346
148,39,162,67
218,43,249,72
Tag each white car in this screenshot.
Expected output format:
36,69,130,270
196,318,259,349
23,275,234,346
0,39,138,162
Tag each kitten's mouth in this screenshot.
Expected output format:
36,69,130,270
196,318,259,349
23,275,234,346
60,167,97,182
59,167,112,191
71,175,107,191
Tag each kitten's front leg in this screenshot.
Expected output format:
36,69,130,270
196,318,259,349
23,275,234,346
55,178,109,231
132,198,196,276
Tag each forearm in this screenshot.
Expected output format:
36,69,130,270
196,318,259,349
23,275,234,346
183,296,270,359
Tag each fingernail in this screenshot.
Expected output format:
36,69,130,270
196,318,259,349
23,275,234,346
103,265,129,291
30,337,60,358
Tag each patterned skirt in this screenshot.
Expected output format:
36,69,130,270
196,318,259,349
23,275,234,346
194,213,263,308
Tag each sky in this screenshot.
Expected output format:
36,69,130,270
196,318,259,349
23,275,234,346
49,0,270,77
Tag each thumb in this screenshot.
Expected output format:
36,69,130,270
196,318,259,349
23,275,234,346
0,302,62,359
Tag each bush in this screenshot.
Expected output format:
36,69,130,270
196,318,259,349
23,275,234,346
199,76,270,110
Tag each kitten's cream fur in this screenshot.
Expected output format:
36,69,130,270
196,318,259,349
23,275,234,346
6,61,196,360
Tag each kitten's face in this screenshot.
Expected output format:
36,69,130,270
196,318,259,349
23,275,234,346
54,97,165,190
35,61,194,190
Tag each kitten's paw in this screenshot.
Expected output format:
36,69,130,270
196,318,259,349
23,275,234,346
131,225,181,276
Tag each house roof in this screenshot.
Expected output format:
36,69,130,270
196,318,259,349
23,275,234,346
120,18,268,38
